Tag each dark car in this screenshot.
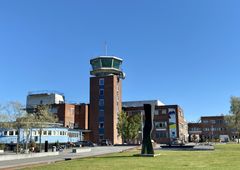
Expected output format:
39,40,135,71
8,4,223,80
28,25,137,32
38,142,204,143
75,141,96,147
100,139,112,146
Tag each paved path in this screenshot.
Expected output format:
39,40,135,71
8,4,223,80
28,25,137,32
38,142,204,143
0,146,135,170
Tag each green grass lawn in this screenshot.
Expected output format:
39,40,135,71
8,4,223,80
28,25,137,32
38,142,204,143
25,144,240,170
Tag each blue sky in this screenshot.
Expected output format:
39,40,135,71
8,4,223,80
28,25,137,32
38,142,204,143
0,0,240,122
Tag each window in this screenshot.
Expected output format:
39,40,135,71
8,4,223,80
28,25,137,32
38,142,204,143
101,58,112,67
99,135,104,140
99,122,104,129
99,110,104,116
48,131,52,135
60,131,63,136
53,131,56,136
4,131,7,136
99,89,104,96
9,131,14,136
43,131,47,135
161,109,167,114
203,128,210,131
210,120,216,124
155,122,167,129
154,110,159,115
113,59,121,69
99,99,104,106
156,131,168,138
99,78,104,86
32,131,36,136
15,130,19,136
202,120,208,124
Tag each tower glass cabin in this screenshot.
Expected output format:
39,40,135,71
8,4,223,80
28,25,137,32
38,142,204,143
89,56,125,144
90,56,125,79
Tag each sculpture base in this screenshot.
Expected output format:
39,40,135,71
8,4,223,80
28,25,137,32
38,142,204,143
133,153,160,157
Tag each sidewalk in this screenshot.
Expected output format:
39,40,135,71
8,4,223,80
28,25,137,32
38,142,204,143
0,146,135,170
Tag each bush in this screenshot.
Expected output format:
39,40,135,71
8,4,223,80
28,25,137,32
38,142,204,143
0,143,5,150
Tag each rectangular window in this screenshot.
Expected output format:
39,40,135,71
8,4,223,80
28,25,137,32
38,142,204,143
202,120,208,124
161,109,167,114
99,110,104,116
15,130,19,136
43,131,47,135
156,131,168,138
99,99,104,106
48,131,52,135
99,135,104,140
99,78,104,86
99,89,104,96
9,131,14,136
32,131,36,136
99,122,104,129
4,131,7,136
155,122,167,129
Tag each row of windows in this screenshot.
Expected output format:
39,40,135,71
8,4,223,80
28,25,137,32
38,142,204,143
202,120,225,124
189,127,201,131
1,130,78,137
32,130,68,136
203,127,227,131
154,122,167,129
2,130,18,136
154,108,179,116
155,131,168,138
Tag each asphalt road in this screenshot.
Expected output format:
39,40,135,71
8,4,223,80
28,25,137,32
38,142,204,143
0,146,136,170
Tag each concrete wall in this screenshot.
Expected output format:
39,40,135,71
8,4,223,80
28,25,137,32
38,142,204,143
0,152,59,161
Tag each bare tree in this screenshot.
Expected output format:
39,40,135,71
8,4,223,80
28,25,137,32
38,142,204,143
0,101,28,153
30,105,58,152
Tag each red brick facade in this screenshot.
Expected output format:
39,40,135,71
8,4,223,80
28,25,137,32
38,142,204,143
89,75,122,144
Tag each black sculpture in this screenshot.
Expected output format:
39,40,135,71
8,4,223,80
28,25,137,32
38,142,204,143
141,104,154,155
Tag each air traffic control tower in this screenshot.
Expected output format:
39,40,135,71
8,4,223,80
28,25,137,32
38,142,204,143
89,56,125,144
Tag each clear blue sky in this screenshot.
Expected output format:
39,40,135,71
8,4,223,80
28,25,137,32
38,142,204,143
0,0,240,122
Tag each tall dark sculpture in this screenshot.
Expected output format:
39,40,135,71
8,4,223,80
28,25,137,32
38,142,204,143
141,104,154,155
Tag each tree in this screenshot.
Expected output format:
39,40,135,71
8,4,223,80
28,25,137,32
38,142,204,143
127,114,141,142
225,96,240,143
30,105,58,152
0,101,29,153
117,111,141,144
117,111,128,143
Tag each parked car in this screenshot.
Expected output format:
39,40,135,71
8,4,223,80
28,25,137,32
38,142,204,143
75,141,96,147
100,139,112,146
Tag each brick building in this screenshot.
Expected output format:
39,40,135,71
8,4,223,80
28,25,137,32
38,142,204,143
188,116,234,142
123,100,188,145
26,92,91,140
89,56,125,144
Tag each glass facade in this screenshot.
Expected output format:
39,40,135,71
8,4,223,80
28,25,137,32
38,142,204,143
91,59,101,70
101,58,112,67
113,59,121,69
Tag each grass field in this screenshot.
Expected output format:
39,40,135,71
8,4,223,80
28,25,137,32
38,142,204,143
25,144,240,170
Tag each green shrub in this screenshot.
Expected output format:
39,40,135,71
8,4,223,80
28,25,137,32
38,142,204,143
0,143,5,150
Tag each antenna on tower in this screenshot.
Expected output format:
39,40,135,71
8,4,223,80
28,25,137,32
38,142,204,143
104,41,108,56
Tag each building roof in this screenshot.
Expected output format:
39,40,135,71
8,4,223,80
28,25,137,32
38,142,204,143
122,100,165,107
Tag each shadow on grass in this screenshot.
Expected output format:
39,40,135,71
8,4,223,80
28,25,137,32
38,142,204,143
93,155,136,159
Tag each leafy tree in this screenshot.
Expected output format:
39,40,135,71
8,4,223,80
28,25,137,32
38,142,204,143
225,96,240,143
127,114,141,142
117,111,141,144
117,111,128,143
